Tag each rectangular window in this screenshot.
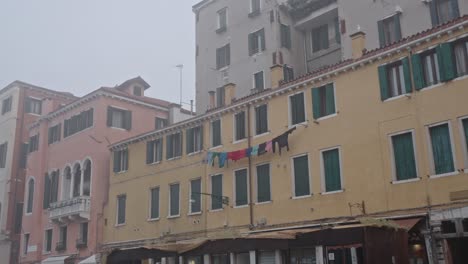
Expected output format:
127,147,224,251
289,92,306,125
248,29,265,56
48,124,61,145
378,58,412,101
292,155,311,197
24,233,30,255
422,49,441,87
253,71,264,90
133,86,142,96
58,226,67,250
150,187,160,219
217,8,227,31
155,117,168,129
169,183,180,217
462,118,468,165
29,134,39,153
190,179,202,214
256,164,271,203
0,142,7,168
216,44,230,69
280,24,291,49
283,65,295,83
107,106,132,130
1,96,12,115
25,97,42,115
391,132,418,181
14,203,23,234
312,24,329,52
117,195,126,225
216,87,226,108
186,125,203,154
234,111,246,141
430,0,460,26
321,148,342,192
166,132,182,160
428,123,455,175
250,0,260,13
19,143,28,169
44,229,52,253
63,108,93,138
255,104,268,135
453,37,468,77
211,120,222,147
378,14,402,47
211,174,223,210
312,83,335,120
234,169,248,207
79,222,88,246
146,138,163,164
113,149,128,173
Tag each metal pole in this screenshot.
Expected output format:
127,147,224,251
176,64,183,106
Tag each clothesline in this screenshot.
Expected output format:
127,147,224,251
205,127,297,168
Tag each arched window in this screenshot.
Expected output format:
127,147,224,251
62,166,72,200
26,179,34,214
73,163,81,197
83,160,91,196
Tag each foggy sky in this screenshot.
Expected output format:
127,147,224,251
0,0,200,109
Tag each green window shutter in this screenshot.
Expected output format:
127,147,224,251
463,119,468,154
43,175,51,209
26,181,34,213
256,164,271,203
378,65,389,101
212,120,221,146
113,151,120,172
323,149,342,192
235,169,248,206
325,84,335,115
335,17,341,44
293,93,305,124
157,139,163,162
166,135,173,159
117,196,126,224
199,127,204,151
107,107,113,127
146,141,154,164
211,175,223,210
290,95,297,124
430,124,455,175
177,133,183,157
411,54,425,90
170,184,180,216
186,128,193,154
190,179,201,213
312,87,321,119
430,1,439,26
293,155,310,197
377,20,385,47
392,133,417,181
450,0,460,18
248,33,254,56
394,14,402,42
124,110,132,130
437,43,456,82
260,29,266,51
226,44,231,66
402,57,413,93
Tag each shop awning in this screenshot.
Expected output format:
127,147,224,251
393,217,423,230
79,255,97,264
41,256,71,264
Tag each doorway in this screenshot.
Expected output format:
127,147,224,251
447,238,468,264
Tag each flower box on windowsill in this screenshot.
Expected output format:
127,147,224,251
248,10,260,18
76,238,87,249
216,26,227,34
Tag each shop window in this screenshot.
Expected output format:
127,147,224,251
146,139,163,164
234,169,248,207
211,174,223,210
390,131,418,181
463,218,468,232
190,179,201,214
292,154,311,197
290,248,316,264
169,183,180,217
378,58,412,101
312,83,335,119
289,92,305,126
258,251,275,264
166,132,182,160
212,254,229,264
441,220,457,234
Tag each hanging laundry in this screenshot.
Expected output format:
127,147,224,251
228,149,246,161
273,127,296,155
246,147,252,157
258,143,267,156
265,141,273,152
211,152,221,167
206,152,214,165
250,145,259,156
219,152,228,168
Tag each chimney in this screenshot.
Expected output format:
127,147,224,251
270,64,284,89
350,30,366,59
208,91,216,109
224,83,236,106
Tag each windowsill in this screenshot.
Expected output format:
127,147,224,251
251,51,264,58
110,126,128,131
253,131,270,139
255,201,272,205
418,82,444,92
188,212,202,216
248,10,260,18
289,121,308,129
307,43,341,61
188,151,202,156
209,208,224,213
391,177,421,185
26,112,41,117
292,194,312,200
209,145,223,151
63,125,94,141
148,161,161,166
315,113,338,122
167,156,182,161
115,170,127,175
147,218,160,222
429,171,459,179
320,190,344,195
42,251,52,255
383,94,408,103
233,139,247,145
218,66,229,72
115,223,126,227
234,204,249,209
216,26,227,34
453,74,468,82
167,215,180,219
25,213,32,216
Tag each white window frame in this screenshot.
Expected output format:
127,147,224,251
255,162,272,204
23,233,30,255
288,91,308,127
253,70,265,90
314,83,338,121
210,119,223,149
115,194,126,226
319,146,345,194
43,229,53,254
458,116,468,171
25,177,35,215
26,96,42,115
115,149,128,173
168,182,181,218
233,168,249,208
109,105,129,130
148,186,160,221
210,174,224,212
217,8,228,29
148,138,163,164
388,129,420,184
189,178,202,215
233,111,247,144
426,121,458,178
290,153,312,199
253,103,269,138
167,132,183,160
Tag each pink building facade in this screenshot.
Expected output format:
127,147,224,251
20,78,192,264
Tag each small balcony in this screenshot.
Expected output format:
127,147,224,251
49,196,90,223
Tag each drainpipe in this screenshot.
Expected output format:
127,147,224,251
247,105,254,228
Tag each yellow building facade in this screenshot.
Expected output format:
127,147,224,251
102,17,468,264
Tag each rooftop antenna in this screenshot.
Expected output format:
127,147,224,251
176,64,184,106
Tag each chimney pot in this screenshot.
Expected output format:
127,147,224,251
223,83,236,106
350,30,367,59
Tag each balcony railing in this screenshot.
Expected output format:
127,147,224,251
49,196,90,223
